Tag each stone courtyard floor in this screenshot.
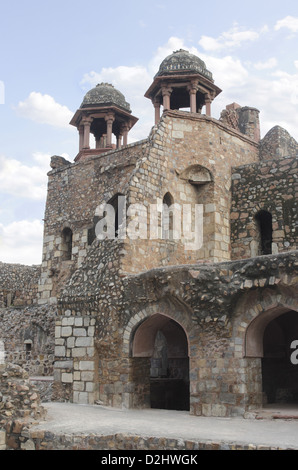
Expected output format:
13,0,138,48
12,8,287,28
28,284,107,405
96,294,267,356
28,402,298,450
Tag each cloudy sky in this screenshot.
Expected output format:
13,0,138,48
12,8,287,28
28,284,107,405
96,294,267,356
0,0,297,265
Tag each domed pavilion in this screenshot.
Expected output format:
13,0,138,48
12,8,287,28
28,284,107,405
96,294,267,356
70,83,138,161
145,49,222,124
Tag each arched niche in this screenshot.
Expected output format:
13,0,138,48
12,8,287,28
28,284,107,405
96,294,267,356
178,164,213,185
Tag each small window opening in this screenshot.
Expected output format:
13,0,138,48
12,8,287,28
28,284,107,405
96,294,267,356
255,210,273,255
162,192,174,240
109,194,126,239
61,227,73,260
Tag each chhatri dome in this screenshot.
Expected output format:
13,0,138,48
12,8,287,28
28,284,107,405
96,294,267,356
155,49,214,82
70,83,138,162
80,83,132,113
145,49,221,124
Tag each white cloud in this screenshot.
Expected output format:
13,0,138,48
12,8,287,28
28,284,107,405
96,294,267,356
254,58,278,70
16,92,74,128
0,152,51,200
199,25,261,51
275,16,298,33
0,219,43,265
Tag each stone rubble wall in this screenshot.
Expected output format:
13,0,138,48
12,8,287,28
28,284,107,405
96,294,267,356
0,363,46,450
0,262,40,307
231,155,298,259
0,305,56,376
55,248,297,415
38,140,148,304
14,430,293,450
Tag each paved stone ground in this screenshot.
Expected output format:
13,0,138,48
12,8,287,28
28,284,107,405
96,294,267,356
30,402,298,450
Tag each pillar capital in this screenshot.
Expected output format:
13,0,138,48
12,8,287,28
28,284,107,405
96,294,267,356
187,79,199,93
161,85,173,97
105,112,115,123
81,116,93,126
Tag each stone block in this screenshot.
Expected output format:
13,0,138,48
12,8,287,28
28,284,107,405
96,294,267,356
73,328,87,337
61,326,72,337
55,346,66,357
61,372,73,383
79,361,94,371
0,430,6,445
72,347,86,358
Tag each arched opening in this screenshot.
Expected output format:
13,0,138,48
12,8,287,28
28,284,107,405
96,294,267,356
61,227,73,260
93,193,126,241
255,210,272,255
262,310,298,404
162,192,174,240
132,314,190,411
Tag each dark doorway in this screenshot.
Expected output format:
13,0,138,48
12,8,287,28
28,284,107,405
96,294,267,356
132,314,190,411
262,310,298,404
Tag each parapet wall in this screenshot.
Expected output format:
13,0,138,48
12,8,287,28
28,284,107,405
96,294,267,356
0,262,40,307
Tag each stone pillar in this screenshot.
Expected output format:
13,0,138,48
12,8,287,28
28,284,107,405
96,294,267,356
188,80,199,113
205,94,212,117
82,118,93,149
95,135,102,149
78,125,84,151
116,134,122,149
105,113,115,147
161,85,172,111
121,123,129,146
153,98,161,124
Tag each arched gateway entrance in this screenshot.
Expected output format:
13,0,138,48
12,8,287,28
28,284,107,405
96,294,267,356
262,310,298,404
131,314,190,411
245,306,298,406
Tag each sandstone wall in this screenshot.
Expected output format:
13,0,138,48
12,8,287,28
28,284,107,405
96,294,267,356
121,111,259,274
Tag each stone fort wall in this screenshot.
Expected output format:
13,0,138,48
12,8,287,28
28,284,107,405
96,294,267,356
0,262,40,307
231,155,298,259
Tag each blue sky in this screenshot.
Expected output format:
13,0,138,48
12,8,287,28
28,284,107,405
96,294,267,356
0,0,298,264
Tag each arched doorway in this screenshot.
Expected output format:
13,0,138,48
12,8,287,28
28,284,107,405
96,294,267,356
131,314,190,411
245,307,298,407
262,310,298,404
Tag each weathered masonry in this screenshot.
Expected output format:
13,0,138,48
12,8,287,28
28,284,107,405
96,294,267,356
2,49,297,418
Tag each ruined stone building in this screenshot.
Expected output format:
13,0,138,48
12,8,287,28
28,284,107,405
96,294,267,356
1,49,298,418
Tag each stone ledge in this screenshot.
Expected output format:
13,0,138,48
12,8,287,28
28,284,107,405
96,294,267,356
16,430,293,451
